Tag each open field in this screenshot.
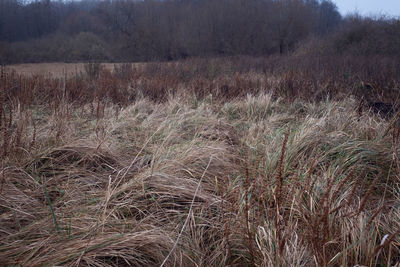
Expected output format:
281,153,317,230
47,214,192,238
0,59,399,266
5,63,146,78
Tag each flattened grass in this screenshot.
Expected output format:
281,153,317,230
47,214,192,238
0,91,399,266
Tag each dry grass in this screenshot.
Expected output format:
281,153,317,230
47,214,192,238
4,63,145,78
0,59,399,266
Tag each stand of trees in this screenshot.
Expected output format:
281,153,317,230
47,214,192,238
0,0,398,63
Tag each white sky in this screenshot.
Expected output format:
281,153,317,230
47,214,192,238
333,0,400,17
21,0,400,18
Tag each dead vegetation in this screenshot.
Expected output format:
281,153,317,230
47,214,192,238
0,58,399,266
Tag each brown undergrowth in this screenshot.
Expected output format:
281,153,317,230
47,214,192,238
0,59,399,266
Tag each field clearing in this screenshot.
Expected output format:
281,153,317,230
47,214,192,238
0,58,399,266
4,62,143,78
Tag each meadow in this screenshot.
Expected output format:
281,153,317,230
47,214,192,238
0,58,399,266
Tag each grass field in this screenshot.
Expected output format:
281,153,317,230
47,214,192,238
5,63,146,78
0,59,399,266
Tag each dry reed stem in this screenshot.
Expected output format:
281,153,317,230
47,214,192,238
160,156,213,267
274,128,290,262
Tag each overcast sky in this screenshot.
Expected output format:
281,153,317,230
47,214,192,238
333,0,400,17
20,0,400,18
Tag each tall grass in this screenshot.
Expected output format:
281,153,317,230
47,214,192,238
0,58,399,266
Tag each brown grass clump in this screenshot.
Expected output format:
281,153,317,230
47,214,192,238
0,59,399,266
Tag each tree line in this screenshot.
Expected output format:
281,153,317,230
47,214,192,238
0,0,398,63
